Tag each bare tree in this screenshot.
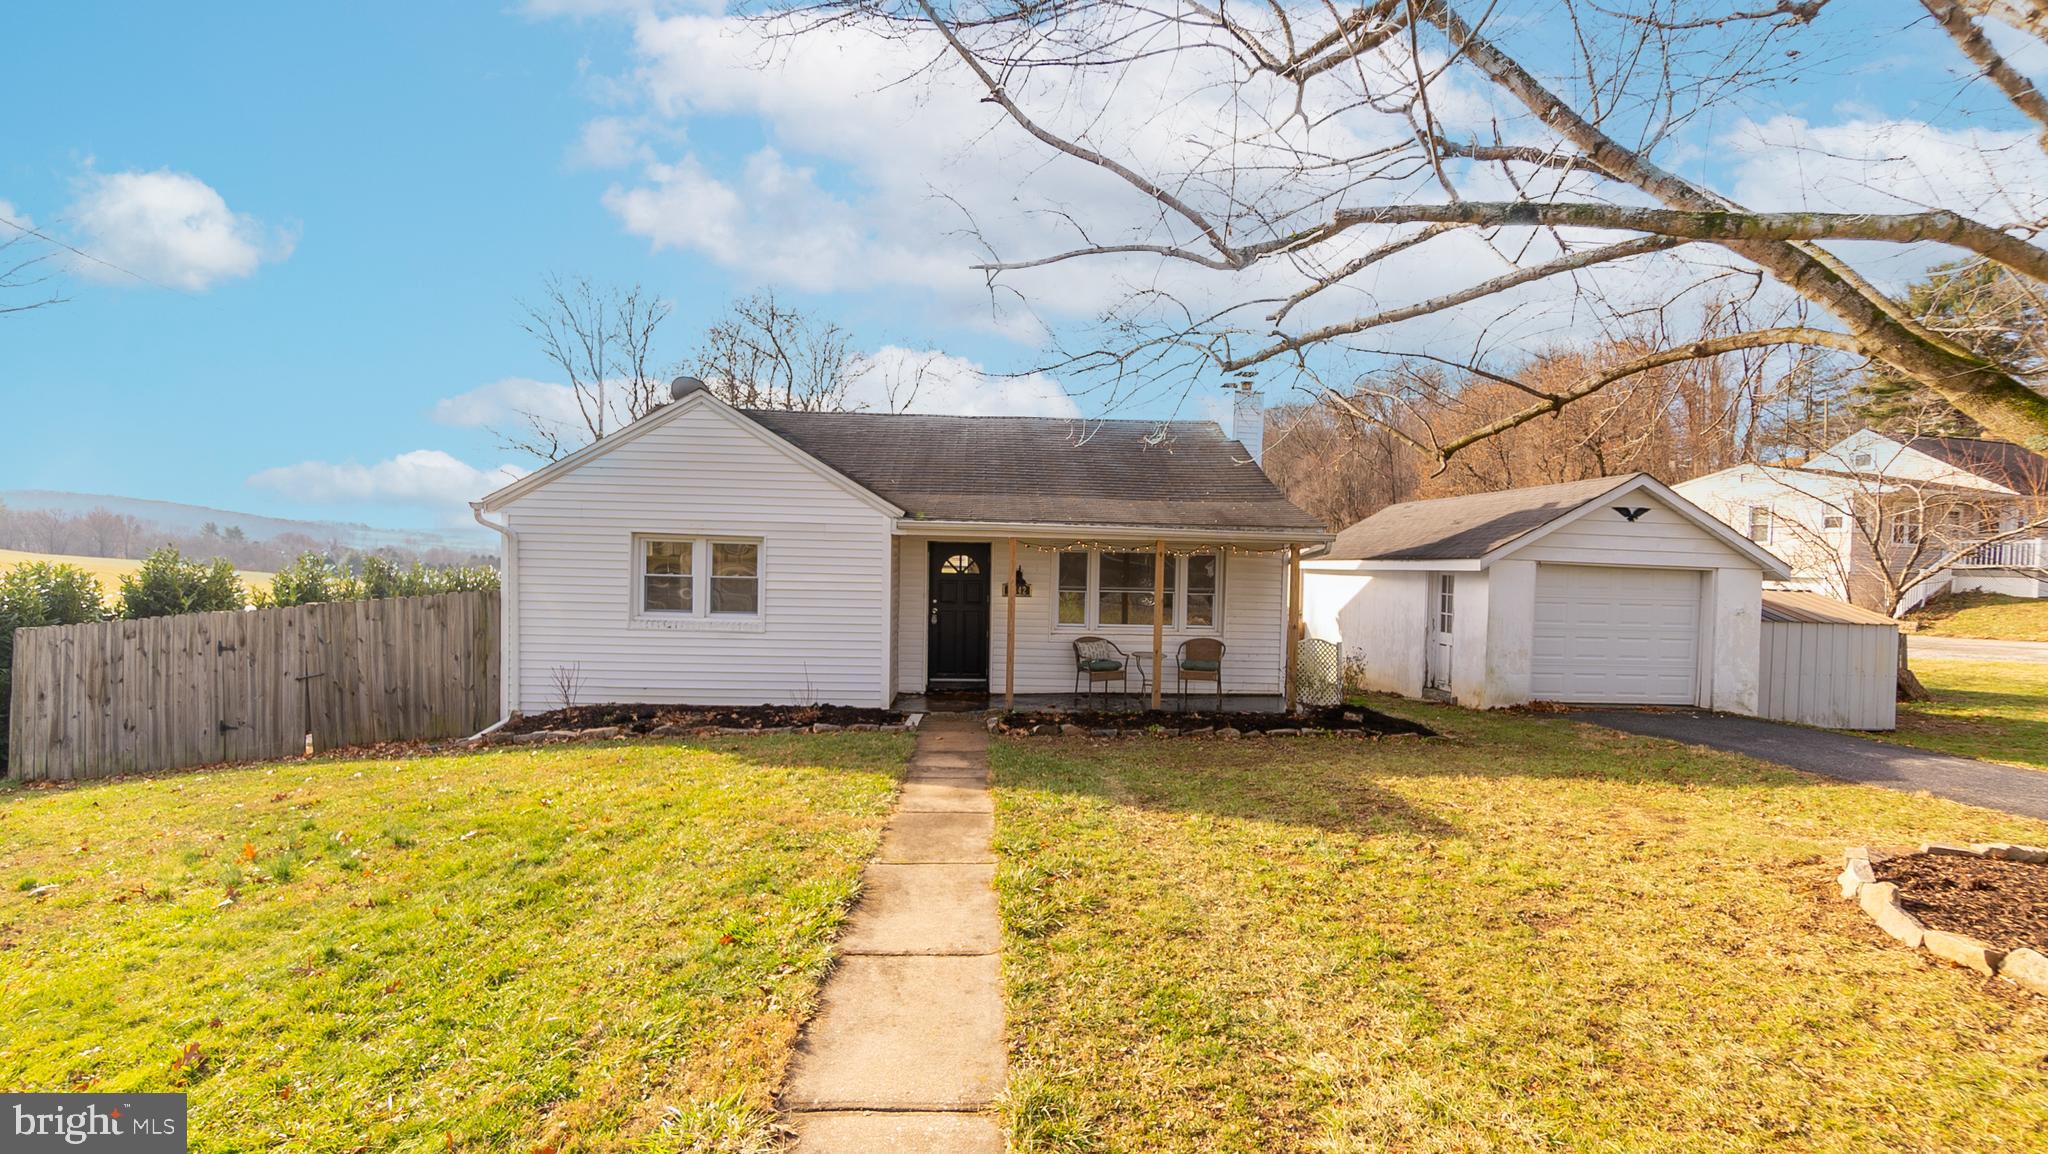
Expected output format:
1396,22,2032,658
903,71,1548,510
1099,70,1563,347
686,289,864,411
0,222,63,318
509,276,673,461
764,0,2048,465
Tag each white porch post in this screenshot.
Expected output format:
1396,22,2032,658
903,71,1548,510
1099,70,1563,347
1151,538,1165,710
1284,543,1302,713
1005,536,1017,710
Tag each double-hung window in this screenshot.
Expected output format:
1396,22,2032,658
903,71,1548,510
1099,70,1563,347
1054,547,1220,630
637,536,761,619
1746,506,1773,545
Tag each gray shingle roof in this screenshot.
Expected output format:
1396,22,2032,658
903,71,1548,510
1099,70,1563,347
1325,475,1641,561
1905,435,2048,494
742,411,1326,532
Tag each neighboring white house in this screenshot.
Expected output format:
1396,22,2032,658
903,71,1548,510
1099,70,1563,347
470,380,1330,714
1302,474,1791,712
1678,429,2048,610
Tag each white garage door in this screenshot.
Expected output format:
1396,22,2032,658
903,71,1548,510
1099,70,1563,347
1532,564,1700,704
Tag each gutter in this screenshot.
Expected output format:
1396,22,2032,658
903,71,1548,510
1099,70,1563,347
467,501,518,740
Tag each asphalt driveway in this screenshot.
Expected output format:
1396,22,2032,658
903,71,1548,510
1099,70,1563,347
1580,709,2048,822
1907,635,2048,663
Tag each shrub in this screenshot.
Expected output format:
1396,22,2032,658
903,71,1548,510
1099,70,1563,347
257,552,362,608
117,547,246,619
1,562,110,770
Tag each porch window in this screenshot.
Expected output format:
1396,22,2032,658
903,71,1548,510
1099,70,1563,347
1184,553,1217,627
1891,508,1921,545
1054,547,1220,631
1097,551,1158,626
1057,551,1088,624
641,539,693,613
709,541,760,615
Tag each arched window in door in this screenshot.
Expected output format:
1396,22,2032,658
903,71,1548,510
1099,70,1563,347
939,554,982,575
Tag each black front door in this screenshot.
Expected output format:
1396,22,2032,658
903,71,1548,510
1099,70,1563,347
927,542,991,687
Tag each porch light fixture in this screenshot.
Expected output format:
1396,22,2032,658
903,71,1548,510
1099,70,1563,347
1008,568,1032,598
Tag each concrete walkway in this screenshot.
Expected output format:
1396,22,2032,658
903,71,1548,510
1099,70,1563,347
781,714,1005,1153
1908,635,2048,664
1581,709,2048,822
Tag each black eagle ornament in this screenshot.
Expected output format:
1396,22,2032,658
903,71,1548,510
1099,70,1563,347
1614,507,1650,522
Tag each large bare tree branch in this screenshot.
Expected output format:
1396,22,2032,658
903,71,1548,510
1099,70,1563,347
1923,0,2048,148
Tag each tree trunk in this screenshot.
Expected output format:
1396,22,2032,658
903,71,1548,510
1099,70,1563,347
1897,635,1933,702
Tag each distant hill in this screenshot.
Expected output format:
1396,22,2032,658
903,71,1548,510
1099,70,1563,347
1,490,491,553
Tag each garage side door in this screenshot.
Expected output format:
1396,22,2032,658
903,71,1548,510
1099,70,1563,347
1532,564,1700,704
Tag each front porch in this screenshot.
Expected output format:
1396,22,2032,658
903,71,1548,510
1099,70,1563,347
892,530,1322,712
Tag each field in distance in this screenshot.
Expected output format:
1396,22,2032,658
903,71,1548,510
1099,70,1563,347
0,548,274,597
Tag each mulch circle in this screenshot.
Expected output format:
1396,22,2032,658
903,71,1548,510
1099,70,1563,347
505,703,905,735
1875,853,2048,954
995,703,1434,736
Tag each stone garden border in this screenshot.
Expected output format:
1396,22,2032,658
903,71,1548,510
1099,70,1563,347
984,717,1430,739
1840,842,2048,995
472,715,923,746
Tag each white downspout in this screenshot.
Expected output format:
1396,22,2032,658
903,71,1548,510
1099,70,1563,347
468,501,518,740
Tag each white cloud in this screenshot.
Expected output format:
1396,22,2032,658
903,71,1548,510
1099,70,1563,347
0,200,30,230
1725,115,2048,220
569,116,655,168
67,169,292,290
249,451,523,510
432,377,584,429
844,347,1080,417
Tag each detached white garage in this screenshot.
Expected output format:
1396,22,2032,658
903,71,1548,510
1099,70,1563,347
1302,474,1792,713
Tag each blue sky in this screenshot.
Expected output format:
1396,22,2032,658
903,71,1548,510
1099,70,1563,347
3,1,2042,534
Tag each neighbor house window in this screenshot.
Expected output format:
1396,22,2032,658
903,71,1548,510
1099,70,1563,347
1891,509,1921,545
641,539,693,613
709,542,760,615
636,536,763,619
1055,548,1220,631
1746,506,1773,544
1851,451,1873,468
1821,509,1844,530
1057,551,1088,625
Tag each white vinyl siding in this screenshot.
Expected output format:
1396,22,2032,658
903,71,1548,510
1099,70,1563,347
1532,564,1700,705
895,537,1286,695
504,402,894,709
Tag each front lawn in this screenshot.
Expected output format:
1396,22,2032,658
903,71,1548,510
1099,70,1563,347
1907,591,2048,640
0,734,908,1151
993,705,2048,1153
1890,658,2048,770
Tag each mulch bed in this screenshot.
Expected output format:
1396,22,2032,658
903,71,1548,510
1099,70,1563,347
506,703,905,735
1876,853,2048,954
995,704,1434,737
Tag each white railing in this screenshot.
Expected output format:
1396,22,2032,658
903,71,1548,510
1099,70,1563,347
1956,538,2047,568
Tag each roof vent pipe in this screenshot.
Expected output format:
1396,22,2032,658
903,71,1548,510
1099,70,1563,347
1232,384,1266,465
670,376,709,402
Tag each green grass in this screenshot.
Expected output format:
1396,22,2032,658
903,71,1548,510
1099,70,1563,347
1907,591,2048,640
0,734,908,1151
992,703,2048,1153
1886,658,2048,770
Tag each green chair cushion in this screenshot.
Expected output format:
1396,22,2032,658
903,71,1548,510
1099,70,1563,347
1179,659,1221,672
1080,657,1124,672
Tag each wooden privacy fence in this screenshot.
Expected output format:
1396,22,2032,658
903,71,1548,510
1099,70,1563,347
7,591,499,781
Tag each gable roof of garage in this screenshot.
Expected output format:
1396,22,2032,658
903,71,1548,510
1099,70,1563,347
1318,473,1792,575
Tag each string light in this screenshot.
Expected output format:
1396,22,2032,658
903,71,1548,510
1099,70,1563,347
1014,540,1300,558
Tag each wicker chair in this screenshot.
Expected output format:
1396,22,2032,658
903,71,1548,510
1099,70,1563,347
1175,638,1225,712
1072,635,1142,704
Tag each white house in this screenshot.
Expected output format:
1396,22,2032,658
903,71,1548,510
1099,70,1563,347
469,380,1329,715
1677,429,2048,610
1302,474,1791,712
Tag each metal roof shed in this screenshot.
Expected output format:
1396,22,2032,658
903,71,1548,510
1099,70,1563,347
1757,591,1899,730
